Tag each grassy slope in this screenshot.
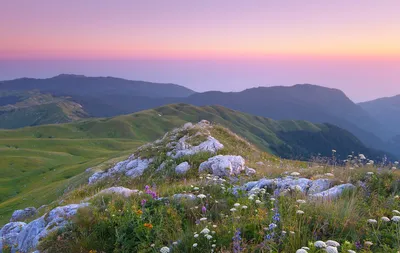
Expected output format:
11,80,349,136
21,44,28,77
0,104,382,225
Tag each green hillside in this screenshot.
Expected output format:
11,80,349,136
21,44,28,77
0,104,386,224
0,90,88,129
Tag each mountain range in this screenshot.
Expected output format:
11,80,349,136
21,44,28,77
0,74,398,158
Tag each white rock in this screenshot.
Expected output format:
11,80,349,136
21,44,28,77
95,187,139,198
310,184,355,199
125,158,152,178
175,162,191,175
172,136,224,158
245,168,256,176
10,207,37,222
2,203,88,253
308,179,332,194
199,155,248,177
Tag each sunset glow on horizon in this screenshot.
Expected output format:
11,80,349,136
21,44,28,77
1,0,400,101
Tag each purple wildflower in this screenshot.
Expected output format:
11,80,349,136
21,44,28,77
232,228,242,253
201,205,207,214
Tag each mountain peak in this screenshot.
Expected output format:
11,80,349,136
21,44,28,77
52,74,87,79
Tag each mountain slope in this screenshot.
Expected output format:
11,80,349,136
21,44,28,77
0,91,88,128
359,94,400,137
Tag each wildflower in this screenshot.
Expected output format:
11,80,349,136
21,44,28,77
255,200,262,204
291,172,300,176
172,241,178,245
314,240,327,248
232,228,242,253
302,247,310,251
230,208,237,212
201,206,207,214
136,210,143,215
296,249,307,253
144,223,153,229
241,205,248,209
393,210,400,214
193,187,199,191
213,224,217,228
367,219,377,224
364,241,373,246
212,244,216,248
234,203,241,207
160,246,170,253
366,172,374,175
325,173,334,177
151,244,155,247
296,199,306,204
326,240,340,247
296,210,304,215
197,194,207,199
392,216,400,222
359,154,366,160
381,216,390,222
194,234,199,238
141,199,147,207
193,243,198,247
270,198,276,201
248,196,254,200
326,246,338,253
268,223,277,230
347,251,356,253
200,228,211,234
200,217,207,222
206,234,213,240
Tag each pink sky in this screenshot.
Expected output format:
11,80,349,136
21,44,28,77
1,0,400,101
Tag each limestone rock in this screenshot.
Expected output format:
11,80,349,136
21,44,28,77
175,162,191,175
95,187,139,198
199,155,249,177
10,207,37,222
310,184,355,199
308,179,332,194
172,136,224,159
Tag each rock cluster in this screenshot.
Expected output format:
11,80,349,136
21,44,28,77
10,207,37,222
0,203,88,253
243,176,355,199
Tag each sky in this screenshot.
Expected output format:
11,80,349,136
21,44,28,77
1,0,400,102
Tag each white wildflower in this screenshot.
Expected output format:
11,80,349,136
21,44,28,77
367,219,377,224
314,240,327,248
381,216,390,222
151,244,155,247
212,224,217,228
296,249,307,253
364,241,373,246
291,172,300,176
255,200,262,204
200,217,207,221
160,247,170,253
326,246,338,253
366,172,374,175
193,187,199,191
393,210,400,214
212,244,216,248
194,234,199,238
206,234,213,240
302,247,310,250
290,231,295,235
241,205,248,209
197,194,206,199
296,199,307,204
270,198,276,201
172,241,178,245
230,208,237,212
200,228,210,234
234,203,241,207
391,216,400,222
296,210,305,215
325,173,334,177
193,243,198,247
326,240,340,247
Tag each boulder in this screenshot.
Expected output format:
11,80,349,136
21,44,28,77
199,155,248,177
10,207,37,222
308,179,332,194
1,203,88,253
310,184,355,199
125,158,152,178
172,194,197,201
175,162,191,175
172,136,224,158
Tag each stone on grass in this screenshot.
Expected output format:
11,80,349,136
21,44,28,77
175,162,191,175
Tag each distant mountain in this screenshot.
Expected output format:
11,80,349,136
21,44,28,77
359,95,400,137
0,90,88,128
0,74,195,98
182,85,394,153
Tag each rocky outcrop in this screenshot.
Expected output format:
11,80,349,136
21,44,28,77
10,207,37,222
1,203,88,253
199,155,254,177
243,176,355,199
169,136,224,159
89,157,153,184
175,162,191,175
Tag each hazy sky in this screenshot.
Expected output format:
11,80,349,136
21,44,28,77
1,0,400,102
